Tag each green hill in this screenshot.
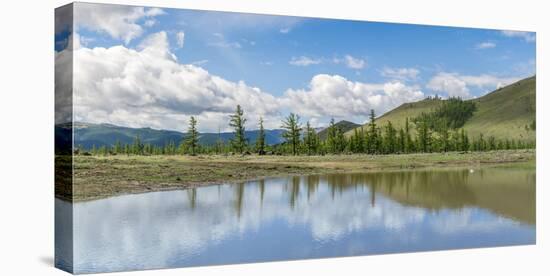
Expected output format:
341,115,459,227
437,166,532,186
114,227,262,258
347,76,536,141
318,120,360,140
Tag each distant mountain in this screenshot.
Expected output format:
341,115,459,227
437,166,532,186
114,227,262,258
70,122,286,149
317,120,361,140
347,75,536,141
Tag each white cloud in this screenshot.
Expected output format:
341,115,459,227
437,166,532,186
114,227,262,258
208,41,242,49
282,74,424,119
191,59,209,66
343,55,366,69
289,56,322,66
144,19,157,27
332,55,366,70
74,3,165,44
208,33,242,49
280,27,291,34
476,41,496,49
176,31,185,48
426,73,469,98
501,30,536,43
381,67,420,81
71,31,281,132
427,72,520,98
68,32,427,131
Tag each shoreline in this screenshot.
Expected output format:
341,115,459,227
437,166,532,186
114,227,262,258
58,150,535,202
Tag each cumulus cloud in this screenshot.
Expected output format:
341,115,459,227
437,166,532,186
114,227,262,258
476,41,496,49
282,74,424,120
343,55,367,69
501,30,536,43
427,72,520,98
289,56,322,66
74,3,165,44
426,73,469,98
67,30,427,132
176,31,185,48
381,67,420,81
70,31,281,132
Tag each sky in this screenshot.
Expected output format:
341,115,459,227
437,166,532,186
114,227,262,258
55,3,536,133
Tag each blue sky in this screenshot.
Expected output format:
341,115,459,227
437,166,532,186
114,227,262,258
58,3,535,132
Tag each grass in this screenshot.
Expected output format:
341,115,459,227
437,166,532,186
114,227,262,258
57,149,535,202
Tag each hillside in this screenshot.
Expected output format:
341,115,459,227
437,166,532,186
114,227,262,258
71,122,285,149
318,120,360,140
347,76,536,141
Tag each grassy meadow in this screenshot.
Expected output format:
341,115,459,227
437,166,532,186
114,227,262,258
61,149,535,201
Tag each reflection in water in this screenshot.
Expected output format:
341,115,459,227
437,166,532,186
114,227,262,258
57,166,535,274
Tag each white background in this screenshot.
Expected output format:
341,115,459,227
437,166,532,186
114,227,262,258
0,0,547,275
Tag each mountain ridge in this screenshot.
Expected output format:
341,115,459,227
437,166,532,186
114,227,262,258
68,122,286,149
346,75,536,141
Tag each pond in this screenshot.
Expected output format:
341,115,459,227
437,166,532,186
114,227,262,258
56,165,535,274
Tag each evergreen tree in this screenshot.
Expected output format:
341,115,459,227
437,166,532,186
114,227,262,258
215,127,224,154
367,109,378,154
450,129,460,152
417,120,431,153
99,145,107,155
460,129,470,152
281,113,302,155
256,117,266,155
114,140,122,154
185,116,199,155
132,135,143,155
327,118,338,154
335,127,347,153
440,123,450,152
303,121,319,155
487,136,496,151
229,105,247,154
404,117,413,153
376,128,383,154
383,121,397,154
398,128,406,153
475,133,486,151
351,128,365,153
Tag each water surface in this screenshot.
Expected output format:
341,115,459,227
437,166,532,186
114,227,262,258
56,165,535,273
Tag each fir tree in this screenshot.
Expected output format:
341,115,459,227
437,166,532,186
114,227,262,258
417,120,430,153
256,117,266,155
132,135,143,155
398,128,406,153
229,105,247,154
367,109,378,154
185,116,199,156
327,118,338,154
281,113,302,155
405,117,413,153
384,121,397,154
303,121,319,155
335,127,346,153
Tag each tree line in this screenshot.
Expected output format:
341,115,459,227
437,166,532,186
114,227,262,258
80,102,535,156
